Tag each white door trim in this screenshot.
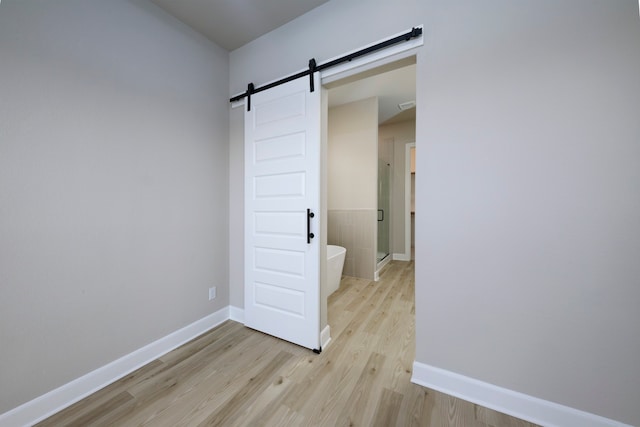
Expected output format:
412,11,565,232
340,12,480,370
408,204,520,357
405,142,416,261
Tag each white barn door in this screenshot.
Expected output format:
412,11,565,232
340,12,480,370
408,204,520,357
244,74,321,351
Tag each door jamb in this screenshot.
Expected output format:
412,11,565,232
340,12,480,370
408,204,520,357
405,142,416,261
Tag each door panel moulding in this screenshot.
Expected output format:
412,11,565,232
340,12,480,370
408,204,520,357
243,74,321,351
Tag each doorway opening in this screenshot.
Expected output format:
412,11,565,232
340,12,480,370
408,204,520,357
325,58,417,328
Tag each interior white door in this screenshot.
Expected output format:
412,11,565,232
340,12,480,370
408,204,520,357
244,74,321,350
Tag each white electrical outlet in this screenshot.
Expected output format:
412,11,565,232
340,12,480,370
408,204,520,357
208,286,216,301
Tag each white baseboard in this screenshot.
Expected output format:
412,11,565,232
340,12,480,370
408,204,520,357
229,306,244,323
374,256,392,281
1,305,337,426
411,361,631,427
320,325,331,351
0,307,230,427
392,253,411,261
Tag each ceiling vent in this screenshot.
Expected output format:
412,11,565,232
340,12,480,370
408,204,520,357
398,100,416,111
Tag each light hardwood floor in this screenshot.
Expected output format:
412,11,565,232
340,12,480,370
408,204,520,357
39,261,538,426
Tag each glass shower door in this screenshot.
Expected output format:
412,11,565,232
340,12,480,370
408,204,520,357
377,159,390,263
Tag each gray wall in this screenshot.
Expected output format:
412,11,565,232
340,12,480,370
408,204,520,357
0,0,229,413
229,1,640,425
228,107,245,309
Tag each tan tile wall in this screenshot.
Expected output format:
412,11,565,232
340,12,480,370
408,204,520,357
328,209,376,280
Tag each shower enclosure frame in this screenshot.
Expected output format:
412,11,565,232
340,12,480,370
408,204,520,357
377,159,391,267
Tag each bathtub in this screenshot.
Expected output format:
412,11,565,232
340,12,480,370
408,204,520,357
327,245,346,295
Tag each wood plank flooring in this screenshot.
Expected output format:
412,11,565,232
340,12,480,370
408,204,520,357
38,261,538,426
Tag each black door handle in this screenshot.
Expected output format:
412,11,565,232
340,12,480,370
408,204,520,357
307,209,315,243
378,209,384,222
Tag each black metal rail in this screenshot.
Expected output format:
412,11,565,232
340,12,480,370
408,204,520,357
230,27,422,109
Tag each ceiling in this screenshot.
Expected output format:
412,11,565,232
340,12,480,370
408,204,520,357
328,64,416,124
152,0,416,124
151,0,329,51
